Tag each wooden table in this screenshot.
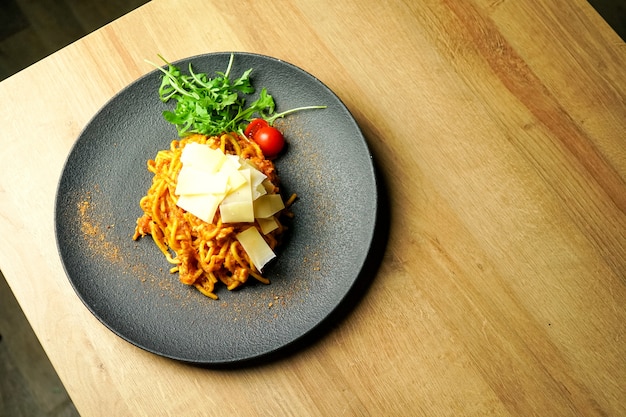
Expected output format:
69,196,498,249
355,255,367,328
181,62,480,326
1,0,624,415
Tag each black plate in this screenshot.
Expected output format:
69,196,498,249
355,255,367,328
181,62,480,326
55,52,378,365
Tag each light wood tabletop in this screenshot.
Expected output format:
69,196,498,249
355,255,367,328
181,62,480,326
0,0,624,415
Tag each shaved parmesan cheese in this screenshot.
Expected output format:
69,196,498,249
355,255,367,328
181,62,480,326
249,165,267,186
224,154,242,168
225,170,247,193
221,169,252,204
175,168,229,195
181,142,226,173
253,194,285,218
236,227,276,270
175,141,286,227
220,201,255,223
253,183,268,200
221,154,242,173
257,216,279,234
220,169,254,223
177,193,223,223
261,179,276,193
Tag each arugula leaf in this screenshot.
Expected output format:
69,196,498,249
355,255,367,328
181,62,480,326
147,53,326,137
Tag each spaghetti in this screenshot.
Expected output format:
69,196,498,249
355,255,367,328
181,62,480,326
133,132,292,299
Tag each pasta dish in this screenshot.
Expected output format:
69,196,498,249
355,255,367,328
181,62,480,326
133,132,293,299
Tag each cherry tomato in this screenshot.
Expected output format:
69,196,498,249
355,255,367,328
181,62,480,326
253,126,285,157
244,118,268,138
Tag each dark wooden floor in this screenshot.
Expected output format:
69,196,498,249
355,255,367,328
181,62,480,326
588,0,626,41
0,272,80,417
0,0,149,81
0,1,623,416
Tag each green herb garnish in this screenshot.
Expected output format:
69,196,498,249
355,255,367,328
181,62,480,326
147,54,326,137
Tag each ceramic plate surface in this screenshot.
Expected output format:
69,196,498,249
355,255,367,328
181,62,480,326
55,52,378,364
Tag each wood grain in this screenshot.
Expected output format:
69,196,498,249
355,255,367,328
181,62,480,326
0,0,624,416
